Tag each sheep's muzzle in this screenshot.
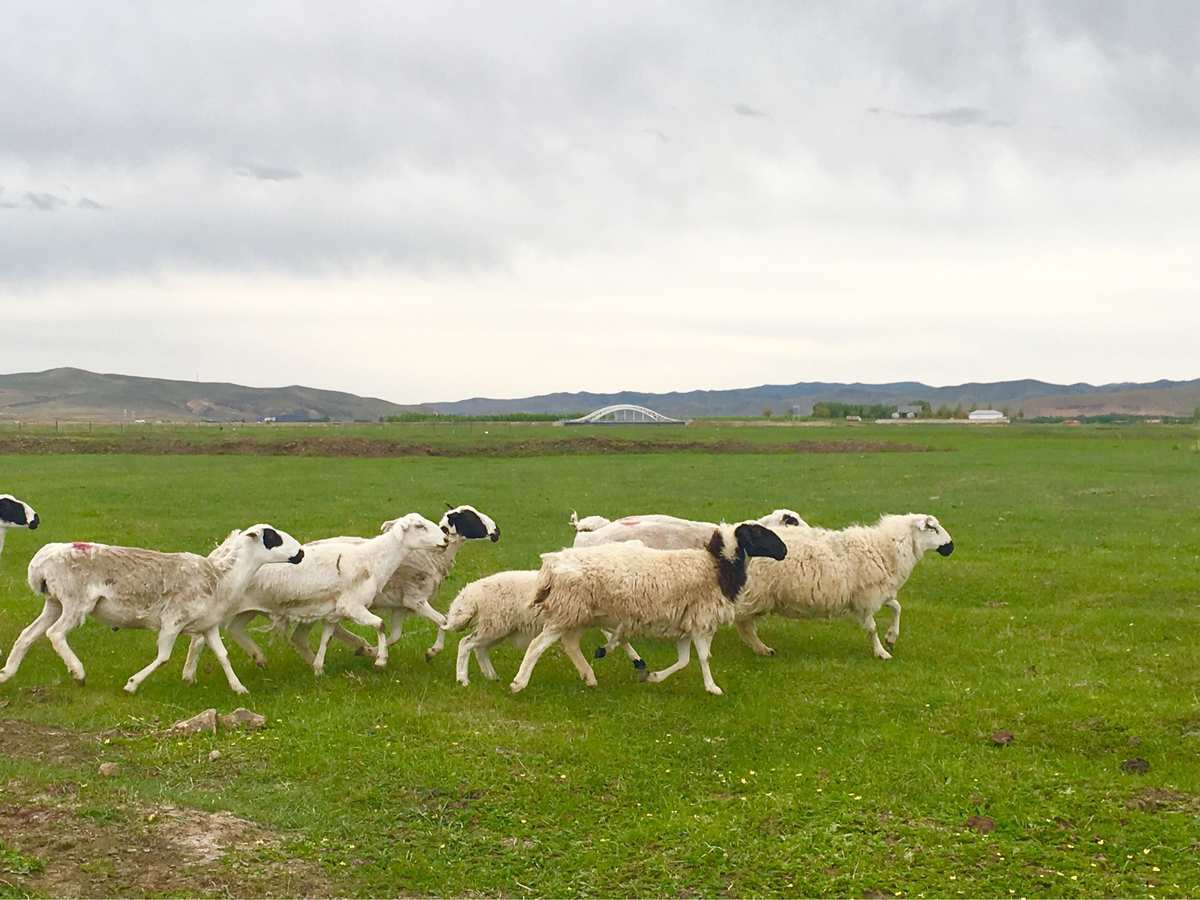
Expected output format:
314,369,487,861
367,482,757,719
936,541,954,556
288,549,305,564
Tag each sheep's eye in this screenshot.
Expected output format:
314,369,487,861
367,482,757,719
441,525,450,535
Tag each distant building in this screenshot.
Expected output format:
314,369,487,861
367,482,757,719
845,414,862,422
968,409,1009,423
892,404,923,419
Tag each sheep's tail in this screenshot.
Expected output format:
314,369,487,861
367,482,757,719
26,551,51,596
443,589,478,632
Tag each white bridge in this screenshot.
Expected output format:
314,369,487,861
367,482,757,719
563,404,686,425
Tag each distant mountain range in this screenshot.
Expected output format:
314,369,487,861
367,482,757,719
1,368,1197,422
0,368,422,423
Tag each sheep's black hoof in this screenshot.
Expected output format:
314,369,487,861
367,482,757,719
633,658,646,671
594,646,607,659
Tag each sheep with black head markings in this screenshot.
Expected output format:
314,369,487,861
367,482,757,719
734,514,954,659
0,525,303,693
0,494,39,559
510,522,787,696
571,508,805,550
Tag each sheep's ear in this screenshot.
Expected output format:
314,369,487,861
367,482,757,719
261,527,283,549
923,516,937,530
379,518,398,534
735,523,788,560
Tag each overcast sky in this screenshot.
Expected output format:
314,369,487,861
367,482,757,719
2,1,1198,403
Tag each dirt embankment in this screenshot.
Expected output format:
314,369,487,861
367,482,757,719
0,435,933,458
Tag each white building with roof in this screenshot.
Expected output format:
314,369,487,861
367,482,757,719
968,409,1009,423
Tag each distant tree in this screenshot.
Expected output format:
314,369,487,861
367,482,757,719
934,404,953,419
762,407,773,418
1194,406,1200,422
953,405,966,419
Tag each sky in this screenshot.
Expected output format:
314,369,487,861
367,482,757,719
2,1,1198,404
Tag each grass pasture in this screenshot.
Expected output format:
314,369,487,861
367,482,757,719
1,423,1199,897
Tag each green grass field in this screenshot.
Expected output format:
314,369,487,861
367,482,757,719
1,423,1198,897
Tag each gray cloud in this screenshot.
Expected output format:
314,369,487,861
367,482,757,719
77,197,108,210
25,192,68,211
732,103,767,118
232,161,302,181
868,105,1010,128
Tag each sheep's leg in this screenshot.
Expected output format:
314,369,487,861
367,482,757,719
645,638,691,685
387,609,406,645
45,607,89,685
560,629,597,687
883,596,901,648
425,628,447,662
0,599,62,683
204,626,249,695
330,625,376,658
595,629,647,678
182,634,206,684
228,611,268,667
312,623,337,675
290,622,316,665
860,609,892,660
510,625,563,693
474,643,499,681
455,633,477,686
411,599,447,629
124,627,180,693
735,616,776,657
692,632,723,696
343,605,388,669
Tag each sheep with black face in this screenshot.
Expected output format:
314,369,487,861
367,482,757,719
510,522,788,696
734,514,954,659
0,494,39,559
0,525,304,693
570,508,806,549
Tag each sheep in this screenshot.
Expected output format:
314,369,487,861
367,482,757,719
184,512,449,678
303,504,501,662
734,514,954,660
0,494,39,559
571,509,806,550
442,569,645,687
568,511,612,533
0,525,304,693
510,522,788,696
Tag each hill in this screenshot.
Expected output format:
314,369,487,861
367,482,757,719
0,368,425,423
427,378,1200,418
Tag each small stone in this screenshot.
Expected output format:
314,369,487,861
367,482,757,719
966,814,996,834
1120,757,1150,774
168,708,218,735
219,707,266,732
990,730,1014,746
208,750,221,762
98,762,119,777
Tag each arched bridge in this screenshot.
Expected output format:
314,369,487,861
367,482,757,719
563,404,686,425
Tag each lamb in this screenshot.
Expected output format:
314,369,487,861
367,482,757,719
0,494,40,559
0,525,304,693
510,522,788,696
571,509,806,550
442,569,644,687
734,514,954,660
303,504,500,663
184,512,448,678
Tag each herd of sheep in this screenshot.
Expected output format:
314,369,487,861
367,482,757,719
0,492,954,697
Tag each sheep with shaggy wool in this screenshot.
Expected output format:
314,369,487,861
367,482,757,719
571,509,805,550
443,569,644,686
734,514,954,659
510,522,787,696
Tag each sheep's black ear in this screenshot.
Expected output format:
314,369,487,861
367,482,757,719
0,497,28,526
735,523,787,560
446,508,488,539
261,527,283,549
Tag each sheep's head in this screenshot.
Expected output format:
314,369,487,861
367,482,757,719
386,513,449,551
440,504,501,542
734,523,788,560
0,495,39,530
911,515,954,556
239,524,306,565
757,508,806,528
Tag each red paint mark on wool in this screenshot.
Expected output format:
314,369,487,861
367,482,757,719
71,542,94,551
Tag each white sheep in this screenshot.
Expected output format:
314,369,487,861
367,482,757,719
0,494,39,559
571,508,806,550
735,514,954,659
184,512,448,678
0,525,304,693
304,505,500,663
510,522,788,696
442,569,644,686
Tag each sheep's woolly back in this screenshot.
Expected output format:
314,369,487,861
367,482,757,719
739,515,927,621
445,570,542,638
534,527,740,640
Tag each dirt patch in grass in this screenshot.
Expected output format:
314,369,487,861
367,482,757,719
0,719,103,766
0,435,934,458
1125,787,1200,814
0,798,331,897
